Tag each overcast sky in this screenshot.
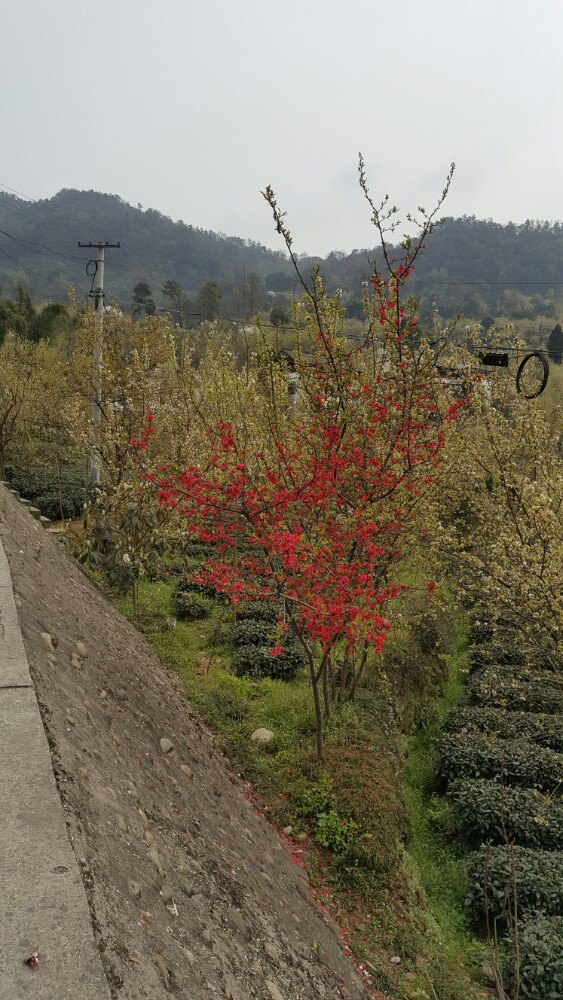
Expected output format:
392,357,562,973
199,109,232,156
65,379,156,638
2,0,563,255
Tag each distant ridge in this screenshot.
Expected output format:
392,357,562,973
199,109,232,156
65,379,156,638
0,188,562,322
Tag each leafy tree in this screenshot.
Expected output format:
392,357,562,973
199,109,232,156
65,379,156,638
196,280,221,321
269,306,289,327
132,281,156,317
548,323,563,364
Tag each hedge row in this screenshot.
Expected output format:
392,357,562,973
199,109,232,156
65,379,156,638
232,641,305,681
449,779,563,849
437,733,563,791
7,463,86,519
466,845,563,925
467,664,563,714
517,913,563,1000
445,706,563,753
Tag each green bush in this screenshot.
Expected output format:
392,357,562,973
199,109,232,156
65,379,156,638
437,733,563,791
516,913,563,1000
235,600,282,623
446,707,563,753
7,463,85,519
231,619,275,647
467,664,563,714
173,591,211,621
466,846,563,925
233,641,304,681
174,576,220,600
449,779,563,849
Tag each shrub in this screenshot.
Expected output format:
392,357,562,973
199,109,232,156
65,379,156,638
449,779,563,849
174,576,220,600
235,600,282,623
437,733,563,791
446,707,563,753
516,913,563,1000
7,463,85,519
231,619,275,647
467,664,563,714
233,641,304,681
173,591,211,621
466,845,563,925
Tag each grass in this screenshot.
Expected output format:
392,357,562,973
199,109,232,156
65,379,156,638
403,629,489,991
111,575,488,1000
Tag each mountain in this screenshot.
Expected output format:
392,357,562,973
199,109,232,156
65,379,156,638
1,188,562,325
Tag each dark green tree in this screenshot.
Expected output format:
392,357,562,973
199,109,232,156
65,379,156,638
196,280,221,321
547,323,562,364
132,281,156,317
270,306,289,327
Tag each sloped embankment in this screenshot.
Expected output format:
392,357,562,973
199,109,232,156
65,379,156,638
0,488,371,1000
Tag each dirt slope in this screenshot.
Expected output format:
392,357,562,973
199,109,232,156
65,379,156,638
0,489,370,1000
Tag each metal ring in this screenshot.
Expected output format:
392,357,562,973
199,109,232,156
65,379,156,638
515,351,549,399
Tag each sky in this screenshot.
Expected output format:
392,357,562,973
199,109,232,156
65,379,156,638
2,0,563,256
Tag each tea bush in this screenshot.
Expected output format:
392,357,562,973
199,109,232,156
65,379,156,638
7,463,85,519
231,619,275,647
233,641,305,681
235,600,282,623
445,707,563,753
467,665,563,714
449,779,563,849
516,913,563,1000
466,845,563,925
173,591,212,621
437,733,563,791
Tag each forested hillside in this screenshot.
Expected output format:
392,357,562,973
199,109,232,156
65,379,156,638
1,188,562,332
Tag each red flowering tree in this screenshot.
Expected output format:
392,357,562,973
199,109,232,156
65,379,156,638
138,161,465,757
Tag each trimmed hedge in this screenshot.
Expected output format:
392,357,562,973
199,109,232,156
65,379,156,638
174,576,221,601
233,641,305,681
7,463,86,519
467,664,563,714
231,619,275,647
437,733,563,791
517,913,563,1000
173,591,211,621
235,600,282,623
466,846,563,925
446,707,563,754
449,779,563,849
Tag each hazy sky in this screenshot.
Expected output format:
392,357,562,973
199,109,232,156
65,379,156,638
2,0,563,255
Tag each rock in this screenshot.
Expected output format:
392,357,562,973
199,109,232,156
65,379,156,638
40,632,54,651
70,653,82,669
76,641,87,658
264,942,280,961
161,885,174,904
155,954,170,988
296,832,307,842
250,728,275,747
117,816,127,832
129,880,141,898
226,906,250,940
266,981,284,1000
481,962,497,985
160,737,174,754
282,826,292,836
390,955,401,965
180,764,193,778
138,808,149,827
144,830,155,846
201,928,213,947
148,845,164,876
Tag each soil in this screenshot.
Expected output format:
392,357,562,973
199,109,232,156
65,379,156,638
0,489,372,1000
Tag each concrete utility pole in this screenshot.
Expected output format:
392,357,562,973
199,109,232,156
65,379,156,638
78,241,120,490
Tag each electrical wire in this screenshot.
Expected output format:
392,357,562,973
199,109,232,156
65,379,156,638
0,245,73,295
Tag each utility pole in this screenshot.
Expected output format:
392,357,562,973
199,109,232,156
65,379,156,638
78,241,120,491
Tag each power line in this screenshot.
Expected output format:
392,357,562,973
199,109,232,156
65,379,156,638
0,245,72,295
0,227,87,262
